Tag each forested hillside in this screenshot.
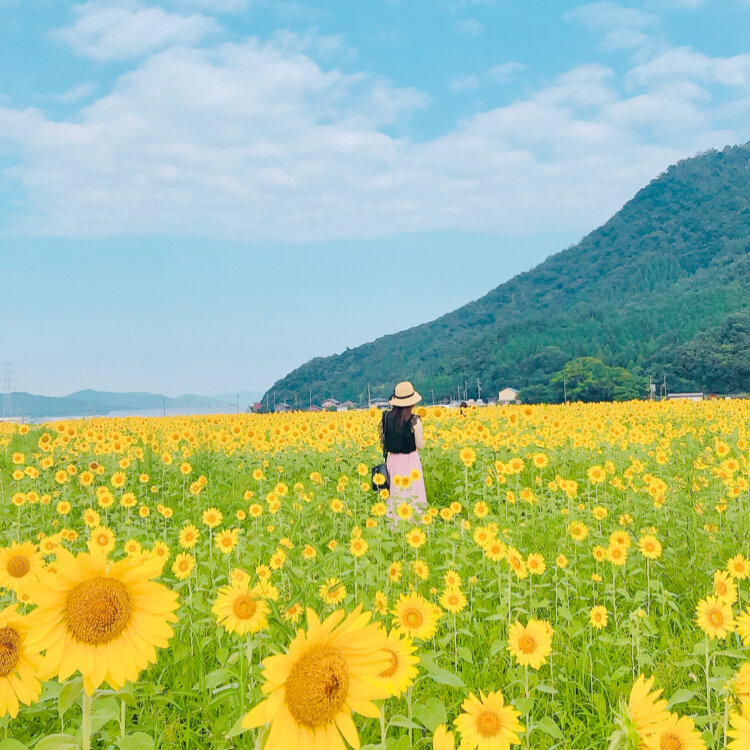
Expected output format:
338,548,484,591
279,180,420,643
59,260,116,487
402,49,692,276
266,144,750,404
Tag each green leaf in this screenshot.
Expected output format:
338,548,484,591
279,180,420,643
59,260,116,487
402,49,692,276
457,646,474,664
536,715,564,739
535,683,558,695
58,677,83,719
35,735,78,750
225,715,249,739
388,714,422,730
413,697,448,732
117,734,155,750
0,740,30,750
667,689,696,708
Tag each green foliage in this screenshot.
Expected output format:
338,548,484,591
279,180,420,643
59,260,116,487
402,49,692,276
265,144,750,404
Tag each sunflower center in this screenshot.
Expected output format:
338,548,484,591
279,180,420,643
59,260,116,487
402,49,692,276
709,610,723,626
476,709,503,737
404,609,423,629
284,644,350,728
7,555,30,578
660,732,684,750
518,634,537,654
64,577,133,645
232,595,258,620
717,583,727,595
380,648,399,678
0,626,20,676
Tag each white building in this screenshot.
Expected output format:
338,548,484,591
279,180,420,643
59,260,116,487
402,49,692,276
498,387,519,405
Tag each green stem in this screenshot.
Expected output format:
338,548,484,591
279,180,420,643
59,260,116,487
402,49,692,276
82,690,92,750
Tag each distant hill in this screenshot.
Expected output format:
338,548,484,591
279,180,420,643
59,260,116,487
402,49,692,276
5,390,238,420
265,143,750,404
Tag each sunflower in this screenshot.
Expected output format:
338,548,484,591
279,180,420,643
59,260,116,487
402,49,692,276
644,712,706,750
506,548,527,580
728,555,750,581
507,619,553,669
319,578,347,606
392,593,439,640
434,723,456,750
202,508,223,529
589,606,608,629
25,547,179,693
212,580,269,635
172,552,195,580
628,675,669,739
87,526,116,556
241,606,390,749
377,628,419,697
638,535,662,560
179,525,199,549
215,528,240,555
485,540,506,562
440,587,467,614
0,541,45,593
526,553,546,575
607,543,627,567
0,604,42,718
729,702,750,750
714,570,738,604
696,595,735,640
454,690,524,750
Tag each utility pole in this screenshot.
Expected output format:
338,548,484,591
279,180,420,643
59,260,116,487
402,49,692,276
476,377,482,402
563,380,567,404
309,389,312,408
431,387,435,406
464,381,468,401
661,375,667,400
367,383,371,407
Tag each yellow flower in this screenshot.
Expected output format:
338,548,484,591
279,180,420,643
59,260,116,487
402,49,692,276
627,675,669,740
241,606,389,748
454,690,524,750
202,507,223,528
0,541,45,593
87,526,116,555
589,606,608,629
392,593,439,640
644,711,706,750
0,604,42,718
696,595,735,640
172,553,195,580
377,628,419,698
714,570,738,604
507,619,553,669
25,548,178,694
212,580,269,635
433,723,455,750
439,587,467,613
179,525,200,548
215,528,240,555
638,535,662,560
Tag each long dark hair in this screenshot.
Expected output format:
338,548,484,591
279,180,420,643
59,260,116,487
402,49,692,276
380,405,413,451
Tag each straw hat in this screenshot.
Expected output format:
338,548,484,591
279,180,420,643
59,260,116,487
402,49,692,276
389,381,422,407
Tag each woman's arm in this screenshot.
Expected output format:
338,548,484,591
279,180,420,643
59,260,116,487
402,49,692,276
413,417,425,450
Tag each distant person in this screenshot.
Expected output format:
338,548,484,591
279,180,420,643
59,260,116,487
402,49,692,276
381,381,427,522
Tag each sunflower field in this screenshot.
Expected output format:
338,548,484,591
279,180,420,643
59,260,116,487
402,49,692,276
1,400,750,750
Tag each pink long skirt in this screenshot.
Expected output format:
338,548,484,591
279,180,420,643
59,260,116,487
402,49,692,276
386,451,427,524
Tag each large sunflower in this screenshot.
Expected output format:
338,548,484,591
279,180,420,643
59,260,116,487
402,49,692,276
453,690,524,750
241,605,390,750
25,547,179,694
627,675,669,740
377,628,419,698
644,712,706,750
729,702,750,750
507,619,552,669
0,604,42,718
212,580,269,635
0,541,45,593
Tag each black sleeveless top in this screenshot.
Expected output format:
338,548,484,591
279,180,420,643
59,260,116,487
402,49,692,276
382,410,417,454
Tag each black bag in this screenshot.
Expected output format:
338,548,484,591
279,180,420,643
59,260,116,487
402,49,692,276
371,411,390,491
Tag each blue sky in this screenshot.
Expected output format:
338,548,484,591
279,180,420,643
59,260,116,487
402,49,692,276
2,0,750,397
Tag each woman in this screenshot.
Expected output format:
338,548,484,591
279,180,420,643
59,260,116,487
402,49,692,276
381,381,427,522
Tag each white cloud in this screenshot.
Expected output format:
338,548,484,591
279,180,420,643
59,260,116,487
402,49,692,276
450,74,480,92
49,83,97,103
566,2,656,50
0,31,748,243
487,61,526,83
54,0,220,61
627,48,750,88
455,19,484,36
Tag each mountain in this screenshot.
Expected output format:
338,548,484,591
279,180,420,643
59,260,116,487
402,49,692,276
265,143,750,404
5,390,239,420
